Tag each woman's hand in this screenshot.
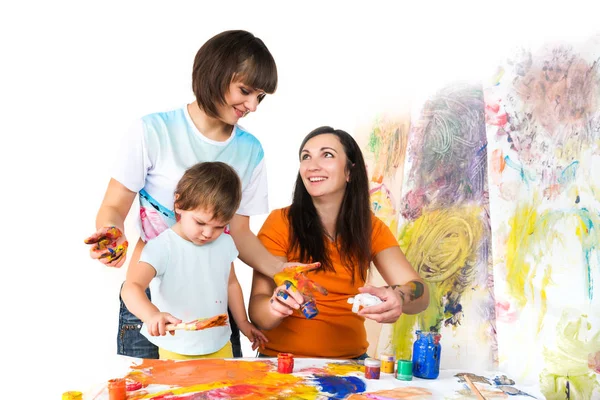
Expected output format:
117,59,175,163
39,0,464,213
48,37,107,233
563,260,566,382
238,321,269,351
145,312,181,336
268,281,303,318
84,226,129,268
357,285,404,323
274,262,327,298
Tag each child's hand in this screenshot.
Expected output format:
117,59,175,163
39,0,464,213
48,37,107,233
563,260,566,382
84,226,129,268
238,321,268,351
145,312,182,336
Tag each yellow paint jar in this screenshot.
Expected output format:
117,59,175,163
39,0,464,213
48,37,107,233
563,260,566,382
380,353,396,374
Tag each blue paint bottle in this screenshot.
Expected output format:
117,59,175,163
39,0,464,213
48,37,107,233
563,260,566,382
412,330,441,379
300,299,319,319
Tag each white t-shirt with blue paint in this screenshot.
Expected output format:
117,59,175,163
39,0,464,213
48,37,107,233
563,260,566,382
112,105,269,241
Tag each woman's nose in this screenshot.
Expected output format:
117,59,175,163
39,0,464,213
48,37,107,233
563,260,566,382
245,96,259,112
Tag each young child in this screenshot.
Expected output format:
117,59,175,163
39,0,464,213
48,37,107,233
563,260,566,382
121,161,267,359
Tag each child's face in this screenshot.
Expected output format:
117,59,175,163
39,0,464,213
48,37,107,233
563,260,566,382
177,207,229,245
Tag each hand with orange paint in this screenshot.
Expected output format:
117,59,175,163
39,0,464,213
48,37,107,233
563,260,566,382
270,262,327,318
145,311,182,337
84,226,129,268
237,320,269,351
274,262,327,297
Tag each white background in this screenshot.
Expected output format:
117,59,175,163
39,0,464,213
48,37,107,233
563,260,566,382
1,0,598,397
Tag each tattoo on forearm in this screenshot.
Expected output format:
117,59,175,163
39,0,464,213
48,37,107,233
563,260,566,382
386,280,425,303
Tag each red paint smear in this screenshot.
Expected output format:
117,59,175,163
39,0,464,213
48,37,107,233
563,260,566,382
126,359,273,387
495,300,517,323
126,379,143,391
484,93,508,127
199,383,285,399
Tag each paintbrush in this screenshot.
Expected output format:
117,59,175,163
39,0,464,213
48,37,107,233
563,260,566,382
166,314,228,331
464,375,487,400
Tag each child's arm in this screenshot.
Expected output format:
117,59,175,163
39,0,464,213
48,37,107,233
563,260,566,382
227,263,268,350
121,260,181,336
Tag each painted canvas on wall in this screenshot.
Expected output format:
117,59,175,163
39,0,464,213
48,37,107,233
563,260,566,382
361,37,600,400
485,40,600,399
361,83,497,372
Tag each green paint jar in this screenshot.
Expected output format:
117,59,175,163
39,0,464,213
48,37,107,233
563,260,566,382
396,359,413,381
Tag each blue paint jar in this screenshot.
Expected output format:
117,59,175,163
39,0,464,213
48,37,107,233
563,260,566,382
300,299,319,319
412,330,441,379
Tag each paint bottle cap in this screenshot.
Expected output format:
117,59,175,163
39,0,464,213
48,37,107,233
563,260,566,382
396,359,413,381
62,392,83,400
380,353,396,361
364,358,381,367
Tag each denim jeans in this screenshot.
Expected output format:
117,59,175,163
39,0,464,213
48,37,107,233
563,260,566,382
117,283,242,358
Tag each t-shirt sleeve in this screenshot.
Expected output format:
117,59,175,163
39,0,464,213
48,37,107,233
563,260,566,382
111,118,152,193
237,157,269,216
139,233,170,276
371,215,400,256
257,209,289,258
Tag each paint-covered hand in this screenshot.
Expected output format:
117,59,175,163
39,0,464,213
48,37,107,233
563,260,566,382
84,226,129,268
268,281,301,319
238,320,269,351
356,285,404,323
274,262,327,299
145,312,182,337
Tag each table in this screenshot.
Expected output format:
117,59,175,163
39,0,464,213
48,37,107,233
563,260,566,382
83,356,545,399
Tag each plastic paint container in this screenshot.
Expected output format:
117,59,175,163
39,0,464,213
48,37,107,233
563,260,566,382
364,358,381,380
380,353,396,374
108,378,127,400
62,392,83,400
300,299,319,319
396,359,413,381
277,352,295,373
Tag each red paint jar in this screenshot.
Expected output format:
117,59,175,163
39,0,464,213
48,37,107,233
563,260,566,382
277,352,294,373
364,358,381,380
108,378,126,400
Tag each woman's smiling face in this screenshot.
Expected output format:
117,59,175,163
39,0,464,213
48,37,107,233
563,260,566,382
299,133,350,200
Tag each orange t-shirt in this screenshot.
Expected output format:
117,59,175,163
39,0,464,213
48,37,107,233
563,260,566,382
257,207,399,359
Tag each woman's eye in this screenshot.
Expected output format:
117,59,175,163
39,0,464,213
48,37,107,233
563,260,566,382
301,154,310,161
196,221,205,226
324,152,333,158
241,88,250,95
257,93,266,102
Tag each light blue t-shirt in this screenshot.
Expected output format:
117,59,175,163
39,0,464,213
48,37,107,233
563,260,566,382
140,228,238,355
112,105,269,241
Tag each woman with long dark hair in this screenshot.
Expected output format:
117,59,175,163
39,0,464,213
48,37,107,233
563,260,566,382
249,126,429,359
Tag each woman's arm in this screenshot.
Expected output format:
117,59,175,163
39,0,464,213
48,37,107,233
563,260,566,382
249,258,301,330
358,246,429,323
95,178,137,231
229,214,284,278
372,246,429,314
85,178,137,267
